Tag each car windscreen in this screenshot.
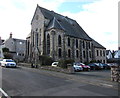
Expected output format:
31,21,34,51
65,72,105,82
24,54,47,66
6,60,14,62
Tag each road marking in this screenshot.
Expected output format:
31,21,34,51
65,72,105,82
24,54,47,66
100,83,113,87
0,88,10,98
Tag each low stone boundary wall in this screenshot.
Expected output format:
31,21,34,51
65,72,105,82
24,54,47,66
40,66,74,74
111,66,120,82
18,63,75,74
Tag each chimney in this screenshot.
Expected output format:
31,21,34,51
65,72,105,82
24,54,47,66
10,32,12,38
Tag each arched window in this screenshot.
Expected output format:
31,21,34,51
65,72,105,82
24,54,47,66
58,48,62,58
32,32,34,47
76,39,78,48
68,49,71,58
83,41,85,48
47,34,50,55
58,35,61,46
36,33,38,47
89,51,91,58
68,37,70,46
83,51,85,58
76,50,79,58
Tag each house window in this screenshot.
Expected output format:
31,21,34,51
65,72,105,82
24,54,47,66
76,50,79,58
83,51,85,58
76,39,78,48
22,54,24,56
68,37,70,46
58,48,62,58
47,34,50,55
58,35,61,46
36,28,38,32
68,49,71,58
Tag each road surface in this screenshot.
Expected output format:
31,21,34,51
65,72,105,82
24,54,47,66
1,66,119,97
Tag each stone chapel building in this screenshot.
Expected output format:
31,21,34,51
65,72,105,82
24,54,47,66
26,5,106,63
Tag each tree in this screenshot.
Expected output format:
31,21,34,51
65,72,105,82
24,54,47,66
2,47,13,59
2,47,9,53
3,53,13,59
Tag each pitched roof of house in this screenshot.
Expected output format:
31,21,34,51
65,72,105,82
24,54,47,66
92,39,106,49
106,50,112,55
12,38,26,43
37,6,92,41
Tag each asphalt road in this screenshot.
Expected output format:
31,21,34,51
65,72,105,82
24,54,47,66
1,66,119,97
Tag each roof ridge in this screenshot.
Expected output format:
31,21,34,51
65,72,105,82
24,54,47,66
38,5,76,22
92,39,106,49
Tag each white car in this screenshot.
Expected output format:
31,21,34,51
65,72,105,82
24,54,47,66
51,62,58,67
73,63,83,71
1,59,17,68
0,59,3,66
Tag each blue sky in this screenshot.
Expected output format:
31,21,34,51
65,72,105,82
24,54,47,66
57,2,93,13
0,0,119,50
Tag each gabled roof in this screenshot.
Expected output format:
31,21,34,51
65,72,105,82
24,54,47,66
92,39,106,49
106,50,112,55
46,17,65,31
12,38,26,42
38,6,92,41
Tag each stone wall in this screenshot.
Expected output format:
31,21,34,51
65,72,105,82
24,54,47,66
111,66,120,82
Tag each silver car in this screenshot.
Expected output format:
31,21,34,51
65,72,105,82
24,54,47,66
73,63,83,71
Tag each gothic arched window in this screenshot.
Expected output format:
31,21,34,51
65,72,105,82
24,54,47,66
68,37,70,46
47,34,50,55
76,39,78,48
58,48,62,58
58,35,61,46
68,49,71,58
76,50,79,58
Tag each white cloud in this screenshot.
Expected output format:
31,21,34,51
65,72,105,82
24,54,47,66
60,0,118,50
0,0,119,50
0,0,64,40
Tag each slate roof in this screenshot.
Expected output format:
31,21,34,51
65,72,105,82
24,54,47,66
92,39,106,49
106,50,110,55
46,17,65,31
13,38,26,43
38,6,92,41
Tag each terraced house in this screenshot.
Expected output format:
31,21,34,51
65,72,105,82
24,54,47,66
26,5,106,63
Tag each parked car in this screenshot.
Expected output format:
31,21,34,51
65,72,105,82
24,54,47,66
1,59,17,68
79,63,90,71
88,63,103,70
51,62,58,67
73,63,83,71
95,63,103,69
0,59,3,66
101,63,111,69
